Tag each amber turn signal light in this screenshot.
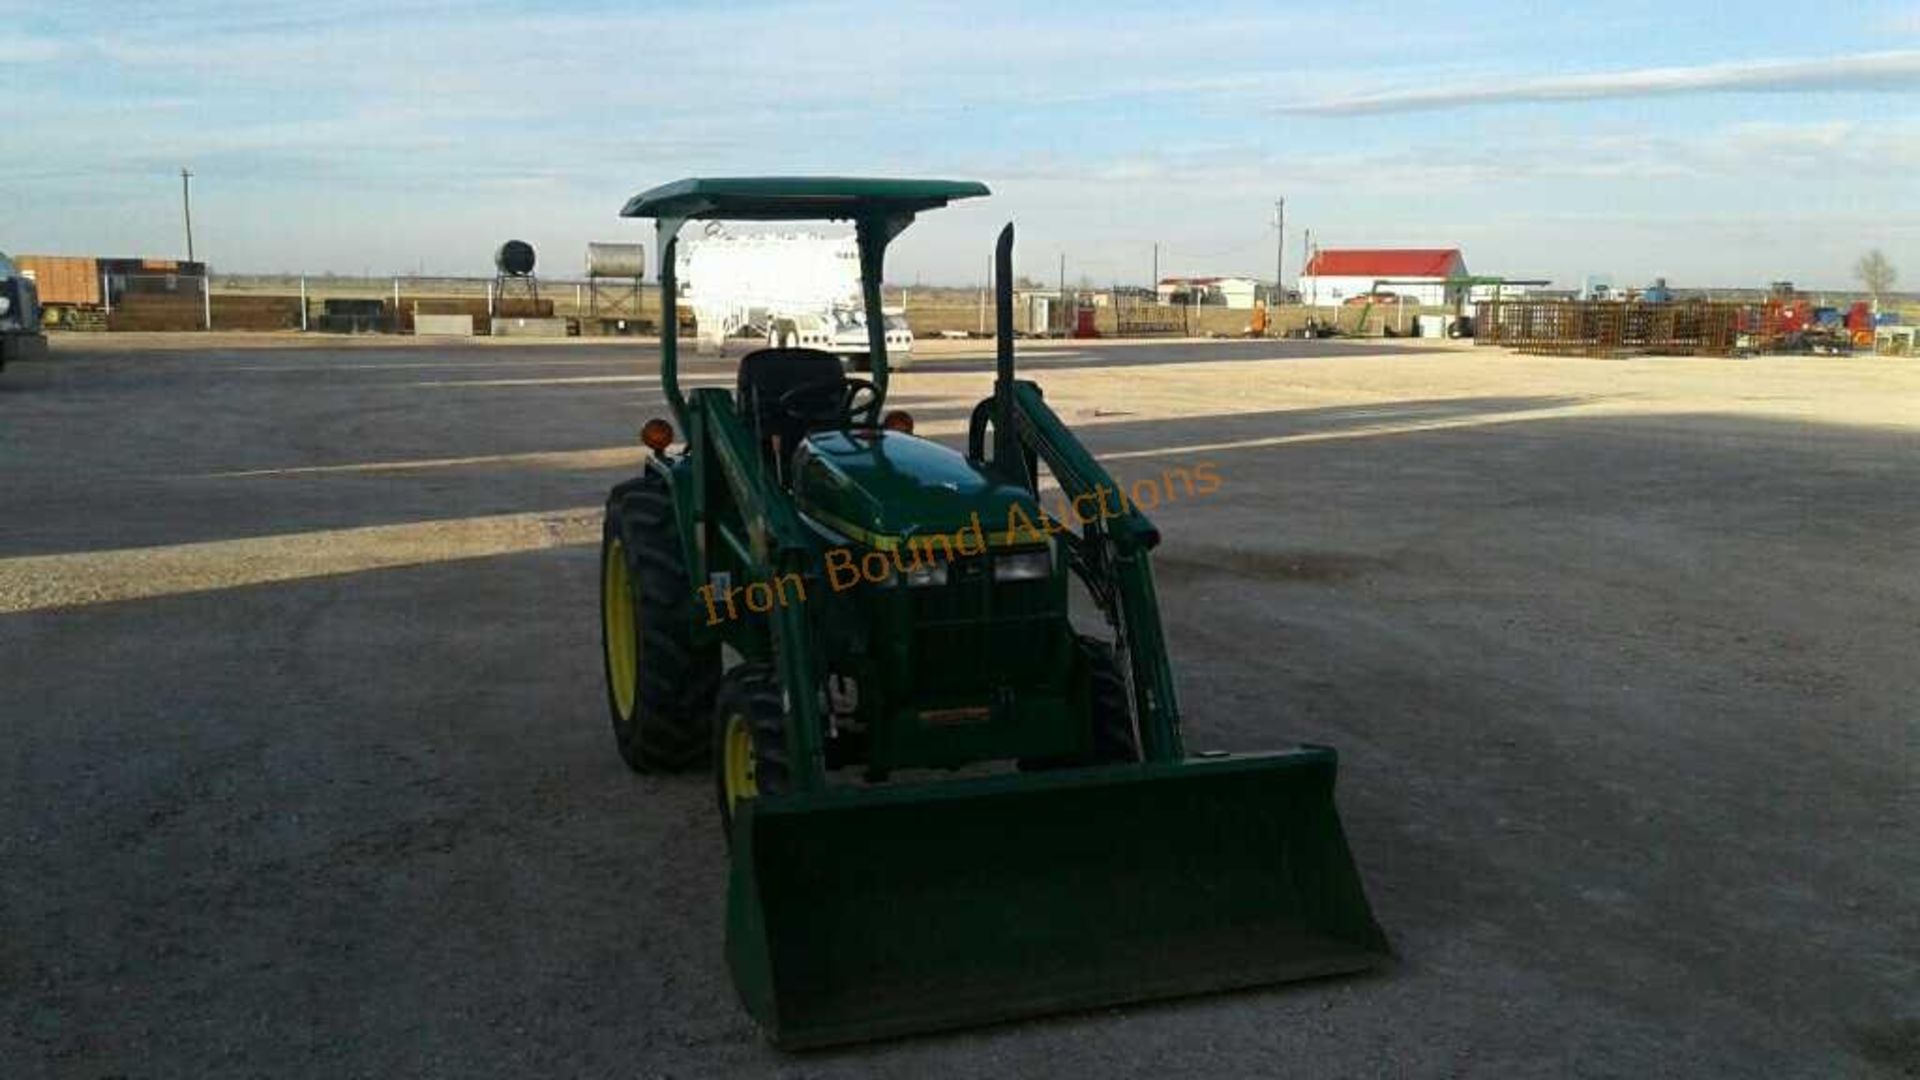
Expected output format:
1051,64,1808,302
640,418,675,452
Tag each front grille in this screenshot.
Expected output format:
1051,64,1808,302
909,557,1061,695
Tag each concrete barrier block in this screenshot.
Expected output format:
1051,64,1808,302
414,314,474,337
490,317,570,338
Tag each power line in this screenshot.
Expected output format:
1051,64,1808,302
1161,222,1278,261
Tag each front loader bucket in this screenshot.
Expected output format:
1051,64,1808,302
725,748,1388,1048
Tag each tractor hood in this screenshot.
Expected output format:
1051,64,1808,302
795,430,1040,549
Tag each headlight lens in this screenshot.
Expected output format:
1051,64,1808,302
0,294,11,317
903,559,947,588
994,549,1052,582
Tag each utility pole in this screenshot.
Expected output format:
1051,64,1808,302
1152,242,1159,292
1274,198,1285,303
180,168,196,263
1058,252,1066,335
1058,252,1065,297
1302,228,1313,304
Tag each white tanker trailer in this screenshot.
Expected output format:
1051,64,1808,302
684,231,913,369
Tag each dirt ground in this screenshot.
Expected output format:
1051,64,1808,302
2,335,1915,1077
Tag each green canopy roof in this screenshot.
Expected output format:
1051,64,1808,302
621,176,990,222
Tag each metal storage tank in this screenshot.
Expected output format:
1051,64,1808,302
495,240,537,277
585,243,646,279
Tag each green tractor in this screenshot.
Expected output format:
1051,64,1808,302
598,177,1387,1048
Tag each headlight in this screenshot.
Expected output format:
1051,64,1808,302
994,549,1052,582
0,294,11,317
904,559,948,588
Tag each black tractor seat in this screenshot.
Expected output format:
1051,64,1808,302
736,347,849,477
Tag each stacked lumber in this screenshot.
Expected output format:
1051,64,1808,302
106,295,302,332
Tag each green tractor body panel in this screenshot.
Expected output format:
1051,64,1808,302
834,551,1077,774
794,430,1038,550
606,182,1387,1048
727,750,1388,1049
794,432,1080,773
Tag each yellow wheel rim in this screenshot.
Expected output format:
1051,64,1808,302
722,712,758,812
603,537,637,718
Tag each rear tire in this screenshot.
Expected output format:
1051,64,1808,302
600,472,719,774
712,662,791,842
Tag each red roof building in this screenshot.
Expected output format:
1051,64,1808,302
1299,248,1468,306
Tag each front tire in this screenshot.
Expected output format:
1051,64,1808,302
1020,635,1140,770
711,663,791,842
600,472,719,773
1078,637,1140,764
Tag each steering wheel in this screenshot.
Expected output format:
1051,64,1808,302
778,377,878,429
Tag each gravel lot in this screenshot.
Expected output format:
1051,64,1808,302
3,334,1915,1077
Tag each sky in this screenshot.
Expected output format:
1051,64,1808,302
3,1,1918,290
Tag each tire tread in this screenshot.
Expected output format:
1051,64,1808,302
602,471,719,773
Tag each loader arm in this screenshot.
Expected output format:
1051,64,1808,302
685,387,829,791
967,222,1183,762
1001,382,1185,763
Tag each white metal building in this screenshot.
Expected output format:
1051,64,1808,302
1298,249,1467,306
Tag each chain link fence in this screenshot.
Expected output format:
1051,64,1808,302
49,271,1436,341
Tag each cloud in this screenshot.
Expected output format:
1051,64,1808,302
0,36,66,63
1006,116,1920,199
960,115,1920,283
1284,50,1920,115
8,3,1918,285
